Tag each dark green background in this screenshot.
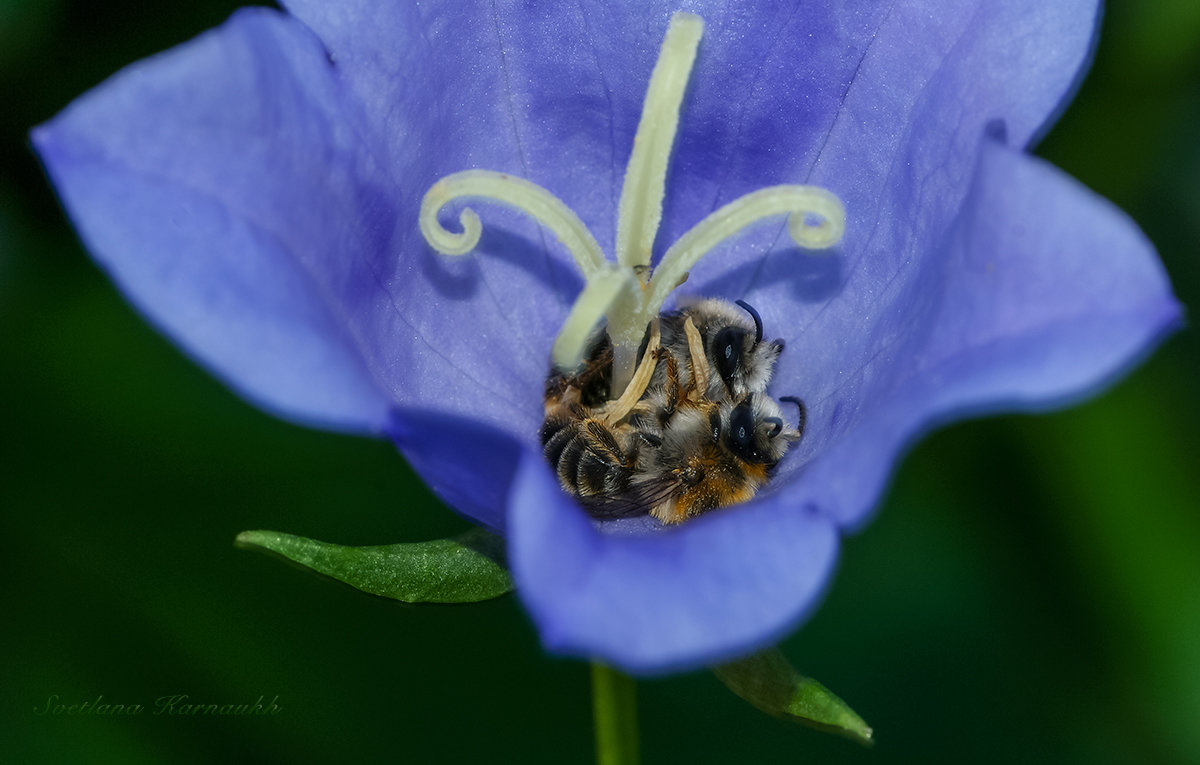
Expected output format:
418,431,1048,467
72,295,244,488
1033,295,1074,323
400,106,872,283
3,2,1198,762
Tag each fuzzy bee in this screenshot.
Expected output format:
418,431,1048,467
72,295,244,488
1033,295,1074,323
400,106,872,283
540,301,805,522
540,320,667,511
648,298,785,402
629,391,804,524
544,298,785,412
539,402,658,512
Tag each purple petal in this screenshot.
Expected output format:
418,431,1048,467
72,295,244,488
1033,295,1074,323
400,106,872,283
507,133,1179,671
509,452,839,673
258,0,1104,444
33,9,394,434
277,0,591,392
37,1,1179,676
49,0,1099,447
31,5,561,445
789,135,1181,530
268,1,591,439
388,409,523,533
683,0,1100,300
282,1,1098,259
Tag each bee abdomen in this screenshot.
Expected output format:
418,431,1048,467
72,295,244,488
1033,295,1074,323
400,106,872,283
540,415,573,463
576,450,633,497
555,429,587,491
540,415,636,503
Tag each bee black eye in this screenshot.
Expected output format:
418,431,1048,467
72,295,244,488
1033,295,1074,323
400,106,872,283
708,409,721,442
712,327,748,391
724,401,761,462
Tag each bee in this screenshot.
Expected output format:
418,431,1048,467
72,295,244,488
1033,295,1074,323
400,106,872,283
649,298,786,402
540,320,669,514
539,401,654,510
540,301,805,522
545,298,786,412
625,383,806,524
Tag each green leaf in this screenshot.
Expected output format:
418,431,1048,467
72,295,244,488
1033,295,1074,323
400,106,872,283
235,527,513,603
713,648,873,746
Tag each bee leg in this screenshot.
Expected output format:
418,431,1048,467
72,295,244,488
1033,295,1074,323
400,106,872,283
584,419,637,469
659,348,683,419
576,418,640,499
600,318,661,425
682,316,710,399
637,431,663,448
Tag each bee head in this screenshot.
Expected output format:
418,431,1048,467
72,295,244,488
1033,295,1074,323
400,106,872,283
708,300,784,398
722,394,799,467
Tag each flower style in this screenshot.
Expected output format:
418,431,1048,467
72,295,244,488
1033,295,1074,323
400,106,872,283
34,0,1180,674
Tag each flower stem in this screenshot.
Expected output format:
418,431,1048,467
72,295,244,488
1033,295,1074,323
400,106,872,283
591,662,639,765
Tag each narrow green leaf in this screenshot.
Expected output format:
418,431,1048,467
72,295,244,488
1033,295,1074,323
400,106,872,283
235,527,512,603
713,648,873,746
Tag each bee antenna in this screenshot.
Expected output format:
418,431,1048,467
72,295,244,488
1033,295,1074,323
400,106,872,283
735,299,764,345
779,396,806,435
763,417,783,438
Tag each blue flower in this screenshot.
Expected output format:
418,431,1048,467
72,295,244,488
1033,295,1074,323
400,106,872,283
34,1,1180,674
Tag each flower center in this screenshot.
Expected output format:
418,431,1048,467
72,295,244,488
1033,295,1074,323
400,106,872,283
419,11,844,397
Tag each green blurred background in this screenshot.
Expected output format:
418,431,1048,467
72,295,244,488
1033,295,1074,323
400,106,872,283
3,2,1198,762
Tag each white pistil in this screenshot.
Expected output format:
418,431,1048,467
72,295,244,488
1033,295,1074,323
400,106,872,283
418,11,846,398
644,184,845,315
598,319,662,425
419,170,608,280
551,267,635,370
614,12,704,275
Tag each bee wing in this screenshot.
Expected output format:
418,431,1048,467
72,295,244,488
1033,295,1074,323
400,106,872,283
582,474,684,518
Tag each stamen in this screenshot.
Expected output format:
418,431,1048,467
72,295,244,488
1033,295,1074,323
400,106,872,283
645,185,846,314
420,170,608,280
551,267,635,371
615,12,704,274
418,12,847,420
599,319,661,425
682,316,709,396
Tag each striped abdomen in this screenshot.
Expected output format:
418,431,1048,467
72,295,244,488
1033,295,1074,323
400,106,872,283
540,410,638,509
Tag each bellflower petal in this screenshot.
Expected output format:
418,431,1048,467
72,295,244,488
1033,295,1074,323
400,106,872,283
512,131,1180,671
500,2,1179,669
36,0,1181,674
390,409,523,533
791,134,1182,532
510,452,839,672
33,9,396,434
